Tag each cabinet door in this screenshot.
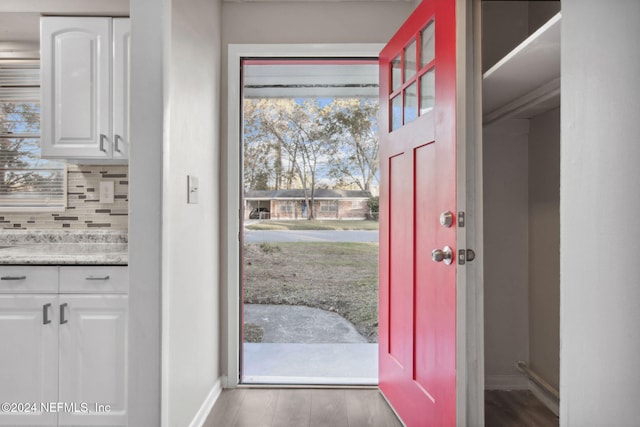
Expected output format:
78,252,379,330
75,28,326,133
41,17,111,159
0,295,58,427
58,295,127,427
112,18,130,160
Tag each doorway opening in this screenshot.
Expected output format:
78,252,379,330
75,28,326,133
239,58,380,385
481,2,561,424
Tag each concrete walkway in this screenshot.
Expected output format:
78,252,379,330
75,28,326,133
242,304,378,385
244,304,367,343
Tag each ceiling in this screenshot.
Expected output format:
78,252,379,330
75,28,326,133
0,0,130,52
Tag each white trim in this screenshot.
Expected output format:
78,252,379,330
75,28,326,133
187,378,223,427
528,379,560,417
456,0,484,425
225,43,384,388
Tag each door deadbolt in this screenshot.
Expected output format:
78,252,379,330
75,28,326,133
440,211,454,228
432,246,454,265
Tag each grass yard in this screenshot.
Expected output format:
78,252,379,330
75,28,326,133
243,241,379,343
245,219,379,231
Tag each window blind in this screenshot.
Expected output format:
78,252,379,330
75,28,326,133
0,60,66,211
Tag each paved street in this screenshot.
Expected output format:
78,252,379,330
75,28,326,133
243,229,378,243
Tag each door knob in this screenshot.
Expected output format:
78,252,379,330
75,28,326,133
432,246,454,265
440,211,454,228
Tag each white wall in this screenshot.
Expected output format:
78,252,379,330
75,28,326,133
528,107,560,391
129,0,164,425
482,119,530,389
163,0,222,425
561,0,640,425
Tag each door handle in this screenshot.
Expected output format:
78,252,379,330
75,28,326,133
432,246,454,265
114,134,122,153
43,303,52,325
100,134,108,153
60,303,68,325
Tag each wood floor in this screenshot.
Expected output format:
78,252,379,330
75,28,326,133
204,388,559,427
485,390,559,427
203,388,403,427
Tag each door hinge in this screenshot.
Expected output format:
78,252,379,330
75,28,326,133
458,211,465,227
458,248,476,265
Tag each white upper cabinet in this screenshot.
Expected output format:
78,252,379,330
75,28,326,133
41,17,130,162
112,18,130,160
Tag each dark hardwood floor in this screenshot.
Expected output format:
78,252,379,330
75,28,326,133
485,390,559,427
204,387,559,427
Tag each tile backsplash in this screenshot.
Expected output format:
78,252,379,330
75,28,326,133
1,165,128,230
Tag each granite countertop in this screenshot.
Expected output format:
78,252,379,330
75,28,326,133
0,230,128,265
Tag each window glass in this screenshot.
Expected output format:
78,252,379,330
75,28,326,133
421,21,435,67
404,39,417,83
391,55,402,92
391,94,403,131
420,69,435,115
1,61,66,211
405,82,418,124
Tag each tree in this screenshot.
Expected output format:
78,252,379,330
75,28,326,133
242,97,380,218
243,99,277,190
323,98,379,192
258,99,333,219
0,102,44,195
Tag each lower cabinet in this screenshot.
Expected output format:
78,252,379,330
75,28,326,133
0,266,128,427
0,295,59,426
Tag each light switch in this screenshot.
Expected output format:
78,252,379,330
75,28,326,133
99,181,115,204
188,175,199,204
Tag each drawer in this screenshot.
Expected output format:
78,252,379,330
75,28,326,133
60,266,129,294
0,266,58,293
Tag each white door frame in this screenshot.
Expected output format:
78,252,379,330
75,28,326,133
224,43,383,389
223,35,483,426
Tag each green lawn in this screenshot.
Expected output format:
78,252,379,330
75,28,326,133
245,219,379,231
243,242,379,343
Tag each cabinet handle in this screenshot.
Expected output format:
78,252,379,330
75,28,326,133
60,303,68,325
100,134,108,153
43,303,52,325
86,275,110,281
114,134,122,153
1,275,26,281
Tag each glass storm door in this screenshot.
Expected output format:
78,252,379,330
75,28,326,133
378,0,458,425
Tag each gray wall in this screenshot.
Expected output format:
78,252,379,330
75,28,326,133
163,0,222,425
528,107,560,391
482,1,560,72
483,119,530,388
561,0,640,424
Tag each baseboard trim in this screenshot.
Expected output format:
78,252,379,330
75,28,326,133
528,379,560,417
484,374,528,390
189,378,223,427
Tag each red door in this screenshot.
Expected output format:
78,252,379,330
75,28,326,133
378,1,457,426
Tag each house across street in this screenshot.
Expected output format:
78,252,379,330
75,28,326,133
243,229,378,243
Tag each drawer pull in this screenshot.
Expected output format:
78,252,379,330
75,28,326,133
1,276,26,281
43,303,52,325
86,275,110,281
60,303,68,325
